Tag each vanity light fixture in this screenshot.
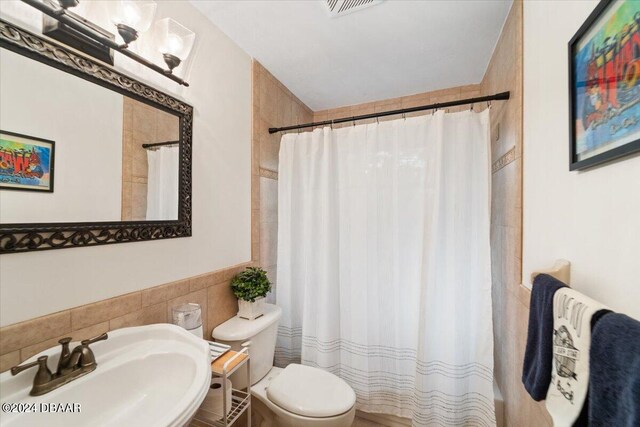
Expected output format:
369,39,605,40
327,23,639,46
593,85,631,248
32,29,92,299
156,18,195,73
107,0,157,46
22,0,192,86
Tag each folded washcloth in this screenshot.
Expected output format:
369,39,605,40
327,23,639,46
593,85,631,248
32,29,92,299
522,273,567,401
589,312,640,427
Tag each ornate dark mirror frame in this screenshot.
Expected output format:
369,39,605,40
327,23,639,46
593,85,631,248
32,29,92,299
0,19,193,254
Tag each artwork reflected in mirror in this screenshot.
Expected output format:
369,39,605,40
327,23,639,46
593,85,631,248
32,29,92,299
0,47,180,224
0,131,55,192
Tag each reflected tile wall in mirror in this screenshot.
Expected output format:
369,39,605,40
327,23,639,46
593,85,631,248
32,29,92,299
121,98,180,221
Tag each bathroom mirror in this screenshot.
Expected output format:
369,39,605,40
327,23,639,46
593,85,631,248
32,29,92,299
0,19,193,253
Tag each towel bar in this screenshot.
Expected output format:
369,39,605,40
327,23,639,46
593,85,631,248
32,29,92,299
530,260,571,286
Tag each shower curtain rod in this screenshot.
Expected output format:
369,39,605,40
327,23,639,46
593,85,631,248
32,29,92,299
268,91,510,134
141,141,179,149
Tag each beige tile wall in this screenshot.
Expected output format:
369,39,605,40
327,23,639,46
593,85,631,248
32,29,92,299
251,61,314,296
0,263,252,373
482,2,551,426
313,85,482,125
121,97,180,221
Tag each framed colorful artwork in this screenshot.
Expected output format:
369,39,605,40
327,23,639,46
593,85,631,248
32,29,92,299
569,0,640,170
0,130,55,192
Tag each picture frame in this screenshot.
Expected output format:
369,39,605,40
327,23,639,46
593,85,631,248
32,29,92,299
0,130,55,192
569,0,640,171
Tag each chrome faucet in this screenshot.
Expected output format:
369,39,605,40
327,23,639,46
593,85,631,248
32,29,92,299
11,333,108,396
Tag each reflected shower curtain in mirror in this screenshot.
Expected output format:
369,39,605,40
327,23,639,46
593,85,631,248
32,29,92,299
146,146,179,220
276,110,495,426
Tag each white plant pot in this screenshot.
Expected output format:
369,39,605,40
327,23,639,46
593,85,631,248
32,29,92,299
238,297,265,320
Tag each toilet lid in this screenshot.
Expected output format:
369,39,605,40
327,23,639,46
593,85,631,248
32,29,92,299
266,364,356,417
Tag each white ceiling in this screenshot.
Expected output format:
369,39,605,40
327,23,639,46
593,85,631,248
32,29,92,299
191,0,512,111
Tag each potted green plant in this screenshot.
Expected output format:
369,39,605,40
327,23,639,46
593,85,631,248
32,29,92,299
230,267,272,320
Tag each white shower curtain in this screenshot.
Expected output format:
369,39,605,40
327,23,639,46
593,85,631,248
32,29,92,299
146,146,179,220
276,110,495,426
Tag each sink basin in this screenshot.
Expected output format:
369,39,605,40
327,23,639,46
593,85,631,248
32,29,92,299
0,324,211,427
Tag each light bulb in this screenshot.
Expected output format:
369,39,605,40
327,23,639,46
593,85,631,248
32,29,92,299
165,34,184,57
108,1,157,44
156,18,195,72
122,3,141,29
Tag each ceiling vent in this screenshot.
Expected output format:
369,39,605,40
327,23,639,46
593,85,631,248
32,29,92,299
325,0,383,17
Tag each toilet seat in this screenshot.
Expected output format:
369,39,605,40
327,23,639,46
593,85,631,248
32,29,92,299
266,364,356,417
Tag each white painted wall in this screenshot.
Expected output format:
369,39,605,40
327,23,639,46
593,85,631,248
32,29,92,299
523,1,640,319
0,1,252,326
0,49,123,223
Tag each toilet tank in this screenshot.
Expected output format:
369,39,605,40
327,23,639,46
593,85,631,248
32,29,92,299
212,303,282,387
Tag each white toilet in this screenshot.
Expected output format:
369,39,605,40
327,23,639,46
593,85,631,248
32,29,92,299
212,303,356,427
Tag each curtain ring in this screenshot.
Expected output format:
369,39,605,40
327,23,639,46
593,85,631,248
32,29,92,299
402,112,406,120
432,108,437,116
297,127,301,134
353,118,356,127
470,103,474,112
331,120,334,130
487,100,491,109
376,116,379,125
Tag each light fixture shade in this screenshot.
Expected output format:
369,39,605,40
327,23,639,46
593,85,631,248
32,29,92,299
108,0,157,34
157,18,195,61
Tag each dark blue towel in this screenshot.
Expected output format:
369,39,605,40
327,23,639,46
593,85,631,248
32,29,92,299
522,273,567,401
589,312,640,427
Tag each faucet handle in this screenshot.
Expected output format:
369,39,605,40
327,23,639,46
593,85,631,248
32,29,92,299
11,356,52,385
56,337,73,374
58,337,72,355
11,356,44,376
75,333,108,368
81,332,108,346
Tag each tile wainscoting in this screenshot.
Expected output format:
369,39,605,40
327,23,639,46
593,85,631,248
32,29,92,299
0,262,252,373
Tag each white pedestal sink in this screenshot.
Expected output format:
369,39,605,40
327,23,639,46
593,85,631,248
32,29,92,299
0,324,211,427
